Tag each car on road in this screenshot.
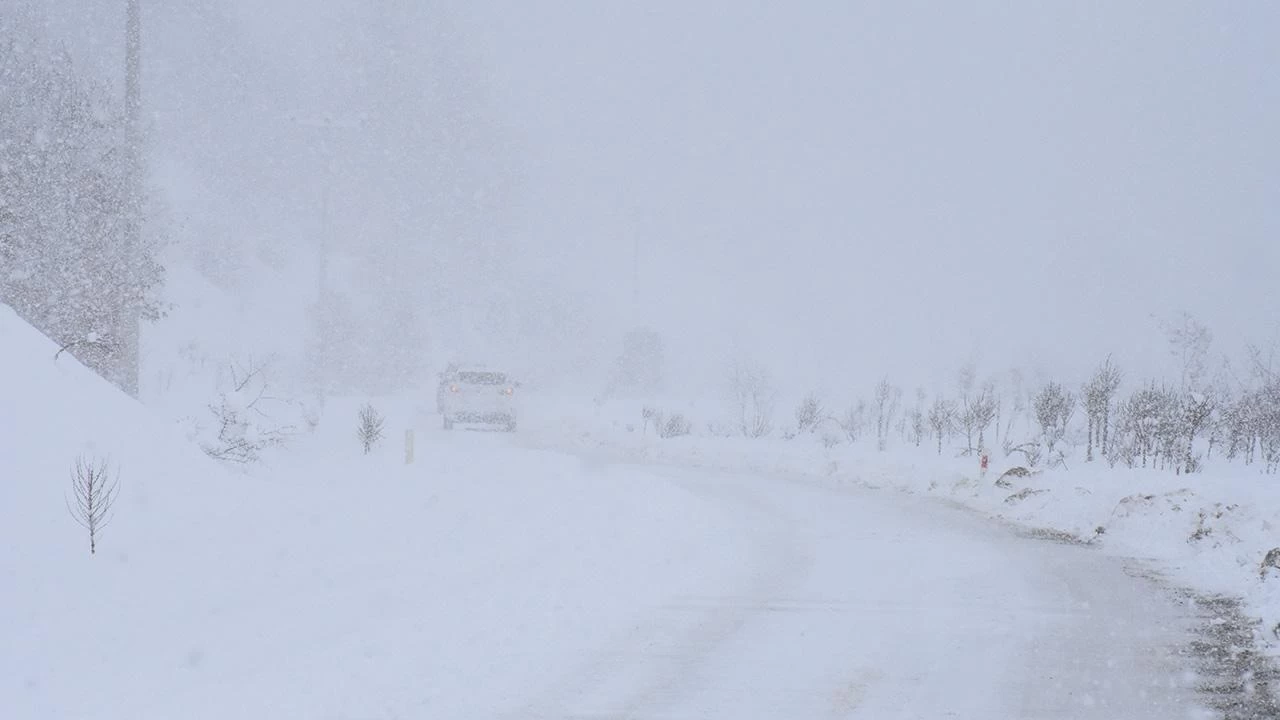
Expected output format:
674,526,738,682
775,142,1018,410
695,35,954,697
436,367,519,431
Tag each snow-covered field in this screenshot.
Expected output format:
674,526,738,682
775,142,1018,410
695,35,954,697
1,302,1271,718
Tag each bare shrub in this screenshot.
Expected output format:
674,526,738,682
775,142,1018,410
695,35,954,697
658,413,692,439
705,421,736,438
203,358,295,464
927,397,956,456
67,456,121,555
1034,381,1076,458
728,359,776,439
950,372,1002,454
1005,440,1044,468
1113,383,1178,469
970,382,999,453
839,400,866,444
1082,356,1123,462
358,403,386,454
795,393,825,435
1221,379,1280,472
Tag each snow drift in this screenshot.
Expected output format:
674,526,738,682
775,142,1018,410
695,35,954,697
0,304,751,720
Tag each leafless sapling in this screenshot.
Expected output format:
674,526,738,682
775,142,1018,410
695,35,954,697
795,392,825,435
203,358,294,464
658,412,692,439
873,378,901,451
927,396,956,456
971,381,999,453
1180,390,1215,474
839,400,866,444
358,403,386,454
67,456,121,555
910,404,926,448
1082,356,1122,462
728,359,776,439
1162,311,1213,392
1034,381,1076,462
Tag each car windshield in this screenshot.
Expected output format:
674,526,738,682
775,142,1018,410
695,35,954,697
457,371,506,385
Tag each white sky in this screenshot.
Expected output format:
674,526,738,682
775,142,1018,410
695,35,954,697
456,1,1280,391
29,0,1280,396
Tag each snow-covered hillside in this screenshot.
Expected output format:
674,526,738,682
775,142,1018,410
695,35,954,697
0,304,752,719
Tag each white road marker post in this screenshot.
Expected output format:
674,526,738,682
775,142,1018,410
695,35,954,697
405,429,415,465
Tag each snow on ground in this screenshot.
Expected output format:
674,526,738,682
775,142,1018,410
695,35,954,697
0,303,1259,718
0,306,749,719
518,392,1280,672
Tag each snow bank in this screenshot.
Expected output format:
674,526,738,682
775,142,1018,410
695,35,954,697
518,392,1280,666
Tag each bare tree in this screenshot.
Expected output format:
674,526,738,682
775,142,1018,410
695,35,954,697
1162,311,1213,392
1004,368,1027,441
1082,356,1122,462
1034,381,1076,461
971,381,998,453
909,392,926,448
1247,340,1279,384
873,378,901,451
1180,390,1214,473
927,396,956,455
1114,383,1174,469
1154,389,1184,471
957,362,977,405
953,363,986,455
358,403,386,454
67,456,121,555
794,392,825,435
728,358,775,439
839,400,866,444
1261,381,1280,474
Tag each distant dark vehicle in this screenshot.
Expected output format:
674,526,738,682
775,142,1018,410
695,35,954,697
436,366,518,431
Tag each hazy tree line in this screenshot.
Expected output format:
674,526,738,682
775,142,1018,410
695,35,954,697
0,16,163,393
301,1,522,397
715,313,1280,476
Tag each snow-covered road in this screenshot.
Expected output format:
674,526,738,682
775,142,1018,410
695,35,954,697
6,417,1213,719
509,459,1207,719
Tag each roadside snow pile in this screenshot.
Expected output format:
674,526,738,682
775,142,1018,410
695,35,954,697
520,393,1280,665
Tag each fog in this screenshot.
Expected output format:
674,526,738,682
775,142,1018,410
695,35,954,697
459,1,1280,391
28,0,1280,397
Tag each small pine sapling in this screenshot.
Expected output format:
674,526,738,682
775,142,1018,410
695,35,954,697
358,403,386,454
